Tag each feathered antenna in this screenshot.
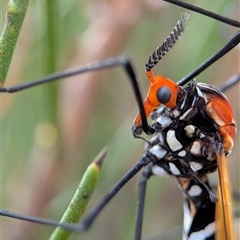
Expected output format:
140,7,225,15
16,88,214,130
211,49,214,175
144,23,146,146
145,13,189,71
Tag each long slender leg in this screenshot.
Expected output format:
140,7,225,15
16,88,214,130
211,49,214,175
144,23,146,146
78,156,150,232
0,57,152,134
135,164,153,240
178,31,240,86
163,0,240,27
219,73,240,92
0,155,150,232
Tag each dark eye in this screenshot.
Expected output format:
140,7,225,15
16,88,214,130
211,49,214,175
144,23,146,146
156,87,171,104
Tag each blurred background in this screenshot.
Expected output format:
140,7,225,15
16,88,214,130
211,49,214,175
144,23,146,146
1,0,239,239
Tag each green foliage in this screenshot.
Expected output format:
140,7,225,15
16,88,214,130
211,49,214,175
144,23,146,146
49,148,106,240
0,0,29,85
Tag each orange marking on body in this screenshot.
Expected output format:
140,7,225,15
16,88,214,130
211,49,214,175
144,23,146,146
133,70,180,126
206,95,236,153
219,125,236,152
207,95,235,127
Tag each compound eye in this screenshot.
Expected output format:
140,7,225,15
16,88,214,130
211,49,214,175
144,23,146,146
156,86,171,104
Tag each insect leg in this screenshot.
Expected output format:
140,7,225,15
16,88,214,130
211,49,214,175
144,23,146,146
0,155,150,232
0,56,154,134
178,31,240,86
162,0,240,28
135,164,153,240
219,73,240,92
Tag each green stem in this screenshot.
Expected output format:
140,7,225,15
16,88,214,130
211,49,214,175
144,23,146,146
43,0,60,124
0,0,29,86
49,148,107,240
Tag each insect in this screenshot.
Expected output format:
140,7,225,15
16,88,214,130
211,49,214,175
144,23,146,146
1,0,239,239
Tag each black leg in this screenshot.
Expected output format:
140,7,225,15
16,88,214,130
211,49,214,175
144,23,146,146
0,56,153,134
163,0,240,27
135,164,153,240
219,73,240,92
0,155,150,232
178,31,240,86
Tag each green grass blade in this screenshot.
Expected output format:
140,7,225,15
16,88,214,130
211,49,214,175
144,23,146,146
49,148,107,240
0,0,29,86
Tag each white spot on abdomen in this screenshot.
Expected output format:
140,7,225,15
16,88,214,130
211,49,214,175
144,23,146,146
189,161,203,172
178,150,186,157
166,130,182,151
184,125,195,137
169,162,181,175
151,165,168,177
190,141,201,156
188,222,215,240
188,185,202,197
149,145,167,159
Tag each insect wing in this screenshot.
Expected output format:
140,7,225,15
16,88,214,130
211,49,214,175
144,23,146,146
216,153,235,240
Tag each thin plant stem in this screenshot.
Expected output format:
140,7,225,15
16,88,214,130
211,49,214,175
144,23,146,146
0,0,29,86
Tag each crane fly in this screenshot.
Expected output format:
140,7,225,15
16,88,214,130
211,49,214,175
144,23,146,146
0,0,239,239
